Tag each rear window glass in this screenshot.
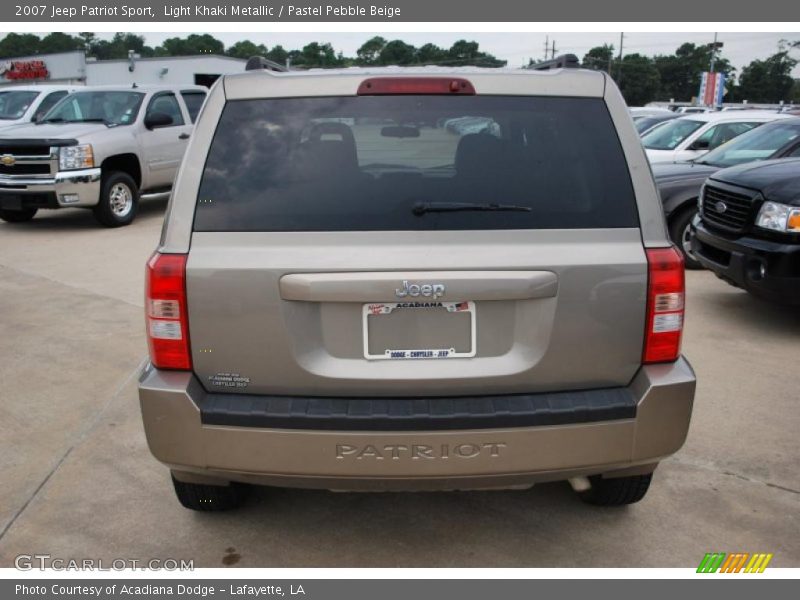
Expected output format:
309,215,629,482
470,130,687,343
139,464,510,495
194,96,637,231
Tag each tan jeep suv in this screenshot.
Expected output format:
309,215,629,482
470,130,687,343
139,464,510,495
138,59,696,510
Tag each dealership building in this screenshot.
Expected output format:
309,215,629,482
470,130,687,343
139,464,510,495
0,50,250,88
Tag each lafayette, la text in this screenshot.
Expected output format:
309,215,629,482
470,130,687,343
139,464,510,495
164,4,401,18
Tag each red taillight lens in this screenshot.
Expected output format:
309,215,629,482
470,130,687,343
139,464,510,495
643,246,685,364
357,77,476,95
145,252,191,370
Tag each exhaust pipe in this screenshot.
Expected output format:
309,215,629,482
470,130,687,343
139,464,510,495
568,476,591,493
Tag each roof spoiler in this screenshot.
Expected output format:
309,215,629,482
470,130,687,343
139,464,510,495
245,56,288,72
528,54,580,71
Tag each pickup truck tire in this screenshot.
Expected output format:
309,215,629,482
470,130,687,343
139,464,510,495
93,171,139,227
578,473,653,506
669,206,702,270
171,475,249,511
0,207,37,223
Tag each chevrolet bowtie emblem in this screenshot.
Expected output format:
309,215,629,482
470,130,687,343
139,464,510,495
0,154,15,166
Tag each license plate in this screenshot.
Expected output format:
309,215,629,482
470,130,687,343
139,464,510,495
362,301,476,360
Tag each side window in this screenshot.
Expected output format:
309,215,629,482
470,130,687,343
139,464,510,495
33,91,68,121
788,145,800,157
146,93,184,127
708,122,759,150
180,91,206,123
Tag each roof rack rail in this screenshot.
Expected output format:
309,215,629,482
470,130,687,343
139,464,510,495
528,54,580,71
245,56,288,72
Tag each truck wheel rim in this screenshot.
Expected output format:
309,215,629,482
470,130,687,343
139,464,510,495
109,183,133,217
682,222,696,260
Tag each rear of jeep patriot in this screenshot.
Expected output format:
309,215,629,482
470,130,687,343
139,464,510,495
138,67,695,510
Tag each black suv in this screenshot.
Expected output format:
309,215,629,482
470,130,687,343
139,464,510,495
691,158,800,304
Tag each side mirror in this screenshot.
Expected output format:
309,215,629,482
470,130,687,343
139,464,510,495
144,111,173,129
690,138,710,151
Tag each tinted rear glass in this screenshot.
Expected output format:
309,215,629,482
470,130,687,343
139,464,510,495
194,96,637,231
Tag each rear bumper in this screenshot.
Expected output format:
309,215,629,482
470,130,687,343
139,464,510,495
138,358,695,491
691,217,800,305
0,168,101,209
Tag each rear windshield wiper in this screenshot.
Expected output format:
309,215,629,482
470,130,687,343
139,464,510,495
413,201,532,216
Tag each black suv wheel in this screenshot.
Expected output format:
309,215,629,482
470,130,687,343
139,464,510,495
578,473,653,506
171,475,249,511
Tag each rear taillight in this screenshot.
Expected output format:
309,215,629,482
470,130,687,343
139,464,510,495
643,246,685,364
145,252,191,370
357,77,476,95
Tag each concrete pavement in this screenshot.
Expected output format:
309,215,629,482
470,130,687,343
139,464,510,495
0,203,798,567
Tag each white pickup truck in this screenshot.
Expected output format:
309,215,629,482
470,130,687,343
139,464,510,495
0,84,207,226
0,85,78,129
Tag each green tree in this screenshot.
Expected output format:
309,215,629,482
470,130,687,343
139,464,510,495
791,79,800,103
379,40,416,65
416,43,447,65
654,42,734,102
87,33,152,60
445,40,505,67
226,40,267,60
294,42,340,68
356,36,386,65
265,45,288,66
157,34,224,57
737,42,798,103
615,53,661,106
582,44,614,72
0,33,42,58
38,32,83,54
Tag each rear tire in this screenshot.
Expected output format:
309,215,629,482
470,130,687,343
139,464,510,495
0,207,37,223
93,171,138,227
669,206,702,270
171,475,249,511
578,473,653,506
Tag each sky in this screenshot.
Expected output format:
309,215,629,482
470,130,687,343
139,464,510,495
117,31,800,75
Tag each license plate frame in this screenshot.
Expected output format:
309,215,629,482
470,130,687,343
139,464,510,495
362,301,476,360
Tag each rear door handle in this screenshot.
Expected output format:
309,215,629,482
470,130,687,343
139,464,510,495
178,133,190,140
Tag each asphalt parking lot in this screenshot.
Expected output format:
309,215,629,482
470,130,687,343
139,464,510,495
0,202,798,568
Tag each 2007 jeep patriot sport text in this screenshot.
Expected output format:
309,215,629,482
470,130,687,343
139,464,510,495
138,63,696,511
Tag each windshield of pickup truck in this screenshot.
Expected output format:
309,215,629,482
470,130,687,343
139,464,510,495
695,119,800,167
41,91,144,126
0,90,39,120
641,118,705,150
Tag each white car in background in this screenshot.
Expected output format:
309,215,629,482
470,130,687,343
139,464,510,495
629,106,673,118
675,106,714,114
0,85,79,128
642,111,793,164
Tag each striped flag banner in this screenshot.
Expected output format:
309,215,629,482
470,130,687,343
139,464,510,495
697,72,726,107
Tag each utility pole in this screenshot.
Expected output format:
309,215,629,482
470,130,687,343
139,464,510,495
616,33,624,84
551,40,557,60
709,32,720,73
543,36,549,61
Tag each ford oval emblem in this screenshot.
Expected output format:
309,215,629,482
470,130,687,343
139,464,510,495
714,201,728,214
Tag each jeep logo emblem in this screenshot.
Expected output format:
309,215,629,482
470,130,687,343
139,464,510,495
395,280,445,299
336,442,507,460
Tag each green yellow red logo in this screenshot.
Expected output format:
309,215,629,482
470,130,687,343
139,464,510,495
697,553,773,573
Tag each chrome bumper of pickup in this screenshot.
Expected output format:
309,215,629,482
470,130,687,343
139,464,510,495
0,168,102,208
